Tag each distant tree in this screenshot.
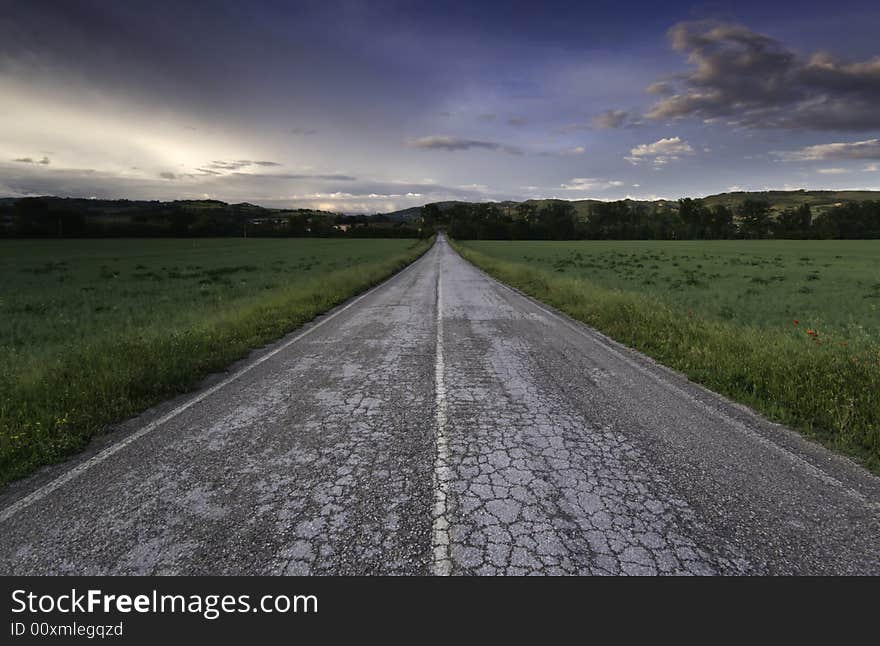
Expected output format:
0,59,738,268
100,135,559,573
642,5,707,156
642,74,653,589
287,213,308,236
538,202,576,239
737,199,772,238
678,198,708,238
777,203,812,238
419,203,441,237
515,202,537,224
708,205,735,239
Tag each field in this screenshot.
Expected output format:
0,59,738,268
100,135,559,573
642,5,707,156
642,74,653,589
454,239,880,471
0,237,430,485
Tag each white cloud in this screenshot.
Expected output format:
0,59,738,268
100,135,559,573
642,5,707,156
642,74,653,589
865,163,880,172
559,177,624,191
816,167,847,174
625,137,694,165
776,138,880,161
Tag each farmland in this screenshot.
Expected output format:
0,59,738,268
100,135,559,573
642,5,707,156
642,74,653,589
0,237,430,485
453,239,880,471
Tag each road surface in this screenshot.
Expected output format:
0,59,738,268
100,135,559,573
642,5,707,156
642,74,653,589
1,235,878,575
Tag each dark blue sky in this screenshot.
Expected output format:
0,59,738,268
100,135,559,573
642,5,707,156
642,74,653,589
3,0,880,211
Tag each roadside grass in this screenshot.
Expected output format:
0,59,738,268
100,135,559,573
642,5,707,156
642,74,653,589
452,240,880,474
0,237,431,486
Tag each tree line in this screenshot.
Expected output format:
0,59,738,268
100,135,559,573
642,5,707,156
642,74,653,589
420,199,880,240
5,195,879,240
0,198,419,238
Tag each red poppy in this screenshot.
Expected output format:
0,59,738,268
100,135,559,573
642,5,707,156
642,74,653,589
793,319,799,325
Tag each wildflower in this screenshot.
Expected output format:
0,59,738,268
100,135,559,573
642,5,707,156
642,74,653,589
793,319,799,325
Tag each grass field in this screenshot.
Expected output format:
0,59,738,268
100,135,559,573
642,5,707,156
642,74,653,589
0,237,430,485
454,239,880,472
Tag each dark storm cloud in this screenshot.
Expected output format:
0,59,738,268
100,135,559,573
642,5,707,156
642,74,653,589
159,172,176,180
409,136,522,155
647,20,880,130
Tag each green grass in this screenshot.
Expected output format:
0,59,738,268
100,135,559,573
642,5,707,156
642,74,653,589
453,239,880,473
0,237,431,486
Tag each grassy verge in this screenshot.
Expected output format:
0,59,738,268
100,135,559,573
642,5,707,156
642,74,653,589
451,240,880,473
0,238,432,486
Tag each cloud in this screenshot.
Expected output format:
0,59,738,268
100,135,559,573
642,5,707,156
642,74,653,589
141,168,355,183
206,159,282,171
507,116,527,126
592,109,629,129
625,137,694,165
408,136,522,155
230,172,356,180
565,146,586,155
775,138,880,161
290,127,317,135
816,167,847,174
646,20,880,130
646,82,673,96
13,156,50,165
477,113,497,122
0,161,367,208
865,163,880,172
559,177,624,191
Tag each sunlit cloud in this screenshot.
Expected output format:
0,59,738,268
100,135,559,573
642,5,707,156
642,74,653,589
625,137,695,165
560,178,624,191
775,139,880,161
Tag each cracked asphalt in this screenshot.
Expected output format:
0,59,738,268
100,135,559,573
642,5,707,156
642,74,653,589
1,235,879,575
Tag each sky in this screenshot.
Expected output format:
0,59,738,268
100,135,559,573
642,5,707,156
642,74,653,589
2,0,880,213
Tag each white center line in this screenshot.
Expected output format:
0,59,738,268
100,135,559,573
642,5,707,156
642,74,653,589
431,248,453,576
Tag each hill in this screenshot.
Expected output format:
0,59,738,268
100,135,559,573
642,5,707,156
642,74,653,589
700,190,880,215
382,190,880,221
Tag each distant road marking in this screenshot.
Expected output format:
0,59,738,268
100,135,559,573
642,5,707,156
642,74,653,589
431,248,453,576
0,251,430,525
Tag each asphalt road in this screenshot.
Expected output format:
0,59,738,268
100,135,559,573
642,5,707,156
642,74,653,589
1,235,878,575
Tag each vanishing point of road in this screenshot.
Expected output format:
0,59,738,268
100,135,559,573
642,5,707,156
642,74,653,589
1,235,878,575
